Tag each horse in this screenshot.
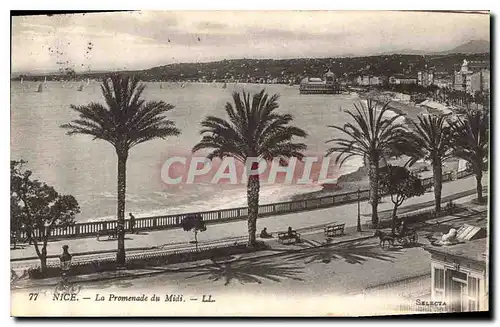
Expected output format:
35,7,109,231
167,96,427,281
374,230,395,248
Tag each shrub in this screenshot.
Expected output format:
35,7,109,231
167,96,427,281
27,242,269,279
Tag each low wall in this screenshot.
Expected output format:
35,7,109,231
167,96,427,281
28,242,267,279
20,169,471,241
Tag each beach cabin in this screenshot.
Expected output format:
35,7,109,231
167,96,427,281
418,100,453,116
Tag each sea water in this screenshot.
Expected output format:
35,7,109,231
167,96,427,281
11,81,364,222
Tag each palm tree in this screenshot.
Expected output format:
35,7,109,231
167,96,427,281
409,114,453,212
451,110,488,203
192,90,307,247
61,74,181,264
326,99,408,227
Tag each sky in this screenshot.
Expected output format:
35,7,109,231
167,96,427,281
11,11,490,73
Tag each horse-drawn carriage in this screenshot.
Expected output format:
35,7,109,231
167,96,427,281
395,229,418,245
374,228,418,248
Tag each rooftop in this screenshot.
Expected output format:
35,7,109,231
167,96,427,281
392,74,417,79
424,237,488,264
301,77,325,85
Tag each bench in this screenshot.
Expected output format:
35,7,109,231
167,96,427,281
277,231,301,244
96,228,118,241
324,223,345,237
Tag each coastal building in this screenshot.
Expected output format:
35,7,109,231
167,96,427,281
468,60,490,72
417,70,434,87
424,224,488,312
470,70,490,94
433,71,453,89
482,70,490,92
389,75,417,85
299,70,341,94
453,59,491,94
356,75,384,86
453,60,473,93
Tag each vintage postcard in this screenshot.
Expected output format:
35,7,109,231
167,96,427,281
10,10,490,316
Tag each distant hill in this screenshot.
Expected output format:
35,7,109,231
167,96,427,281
377,39,490,56
437,39,490,54
13,52,490,83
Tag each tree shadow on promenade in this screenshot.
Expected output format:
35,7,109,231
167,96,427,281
183,259,304,286
282,239,398,265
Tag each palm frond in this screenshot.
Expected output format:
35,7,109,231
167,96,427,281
62,74,180,152
325,100,407,168
193,89,307,163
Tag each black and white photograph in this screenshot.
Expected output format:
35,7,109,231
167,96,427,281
9,10,490,316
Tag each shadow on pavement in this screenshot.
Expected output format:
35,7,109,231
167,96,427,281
183,259,305,286
283,239,398,265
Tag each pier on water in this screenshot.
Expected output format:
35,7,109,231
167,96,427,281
300,84,343,94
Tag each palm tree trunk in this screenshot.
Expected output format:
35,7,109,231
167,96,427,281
194,230,198,252
246,174,260,247
116,150,128,265
391,204,399,234
432,158,443,212
475,166,483,203
40,255,47,274
368,157,379,228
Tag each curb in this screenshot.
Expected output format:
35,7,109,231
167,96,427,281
11,221,336,264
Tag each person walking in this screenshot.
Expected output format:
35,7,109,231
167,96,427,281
129,213,136,234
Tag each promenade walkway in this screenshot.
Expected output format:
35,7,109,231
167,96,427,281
12,202,487,305
10,174,487,271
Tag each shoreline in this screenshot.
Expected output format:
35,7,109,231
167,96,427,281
290,158,459,202
290,90,459,202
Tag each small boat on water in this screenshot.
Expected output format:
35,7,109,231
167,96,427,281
222,82,227,89
86,78,90,86
20,78,23,85
36,83,43,93
160,83,163,89
180,82,186,88
77,82,84,91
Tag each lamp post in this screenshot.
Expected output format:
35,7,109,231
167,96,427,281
357,188,362,232
59,245,72,282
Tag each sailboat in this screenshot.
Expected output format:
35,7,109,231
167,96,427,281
36,83,43,93
222,82,227,89
160,83,163,89
77,82,84,91
86,78,90,86
20,77,23,85
44,77,47,85
180,82,186,88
